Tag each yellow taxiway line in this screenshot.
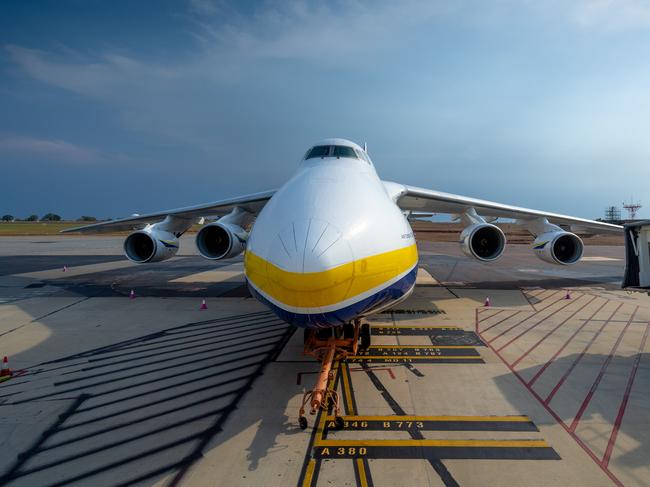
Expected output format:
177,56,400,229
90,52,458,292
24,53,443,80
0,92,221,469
365,345,477,349
348,355,483,360
314,439,549,448
325,415,532,422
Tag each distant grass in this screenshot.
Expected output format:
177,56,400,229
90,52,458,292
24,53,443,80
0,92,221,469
0,222,83,235
0,221,203,236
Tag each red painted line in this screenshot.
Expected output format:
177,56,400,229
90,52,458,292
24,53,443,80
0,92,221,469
481,310,524,334
529,288,552,300
488,311,540,344
496,295,585,352
527,298,610,387
511,295,600,369
350,367,396,380
521,289,538,311
487,292,570,344
568,306,639,432
544,302,624,405
477,308,504,318
486,309,506,319
537,290,567,310
602,321,650,468
476,311,625,487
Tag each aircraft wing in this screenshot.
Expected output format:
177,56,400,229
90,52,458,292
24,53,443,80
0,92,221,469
61,189,276,233
387,182,623,235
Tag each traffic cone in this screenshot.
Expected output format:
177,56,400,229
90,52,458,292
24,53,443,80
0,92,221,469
565,290,571,300
1,356,11,377
484,297,491,307
129,289,136,300
200,298,208,310
63,265,68,272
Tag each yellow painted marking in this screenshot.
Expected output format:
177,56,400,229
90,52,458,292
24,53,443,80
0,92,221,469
340,362,355,415
245,244,418,308
348,355,483,360
0,376,11,384
326,415,531,422
367,345,475,349
356,458,369,487
301,459,317,487
314,439,549,448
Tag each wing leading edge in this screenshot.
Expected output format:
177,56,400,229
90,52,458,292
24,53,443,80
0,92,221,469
60,189,276,234
386,182,622,235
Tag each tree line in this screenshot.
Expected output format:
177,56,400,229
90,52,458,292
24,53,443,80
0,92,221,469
1,214,98,222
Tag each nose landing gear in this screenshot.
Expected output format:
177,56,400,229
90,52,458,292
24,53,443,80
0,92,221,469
298,319,369,429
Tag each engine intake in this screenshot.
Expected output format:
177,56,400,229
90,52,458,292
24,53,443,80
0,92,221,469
124,229,179,263
196,222,247,260
460,223,506,262
533,231,583,265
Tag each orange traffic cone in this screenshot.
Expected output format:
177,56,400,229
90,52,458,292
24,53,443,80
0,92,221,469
484,297,491,307
129,289,136,300
1,356,11,377
200,298,208,310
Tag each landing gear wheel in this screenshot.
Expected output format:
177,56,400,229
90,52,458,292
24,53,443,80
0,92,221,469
334,416,344,430
360,323,371,350
343,323,355,338
298,416,308,430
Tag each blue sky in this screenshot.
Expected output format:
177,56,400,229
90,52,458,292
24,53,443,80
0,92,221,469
1,0,649,220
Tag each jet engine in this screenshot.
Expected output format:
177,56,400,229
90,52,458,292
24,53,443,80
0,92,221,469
533,231,583,265
196,222,247,260
124,228,179,263
459,223,506,262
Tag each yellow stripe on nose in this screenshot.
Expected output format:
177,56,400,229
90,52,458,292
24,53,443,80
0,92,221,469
245,244,418,308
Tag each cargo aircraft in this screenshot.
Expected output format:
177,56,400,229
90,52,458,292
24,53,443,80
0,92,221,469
64,138,622,428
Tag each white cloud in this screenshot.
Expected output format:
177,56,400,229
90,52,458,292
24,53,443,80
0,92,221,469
4,45,179,98
191,0,455,63
522,0,650,31
2,1,457,150
572,0,650,30
0,134,101,164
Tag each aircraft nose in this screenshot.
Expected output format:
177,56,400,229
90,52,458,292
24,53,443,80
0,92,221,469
249,218,355,310
268,218,352,273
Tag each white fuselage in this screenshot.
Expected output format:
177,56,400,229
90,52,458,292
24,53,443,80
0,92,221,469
244,141,418,328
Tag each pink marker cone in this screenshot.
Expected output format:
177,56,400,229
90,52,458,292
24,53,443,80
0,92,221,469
1,356,11,377
129,289,136,300
200,298,208,310
484,297,491,307
565,290,571,300
63,265,68,272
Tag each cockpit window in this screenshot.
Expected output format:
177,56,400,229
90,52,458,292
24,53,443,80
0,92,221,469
304,144,364,161
305,145,331,159
332,146,357,159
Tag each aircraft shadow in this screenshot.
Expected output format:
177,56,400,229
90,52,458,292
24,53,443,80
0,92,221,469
0,310,297,487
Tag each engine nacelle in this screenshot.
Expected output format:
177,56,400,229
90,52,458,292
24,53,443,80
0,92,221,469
196,222,247,260
459,223,506,262
124,228,179,263
533,231,583,265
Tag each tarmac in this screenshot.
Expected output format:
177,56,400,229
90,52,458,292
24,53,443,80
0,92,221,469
0,235,648,487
